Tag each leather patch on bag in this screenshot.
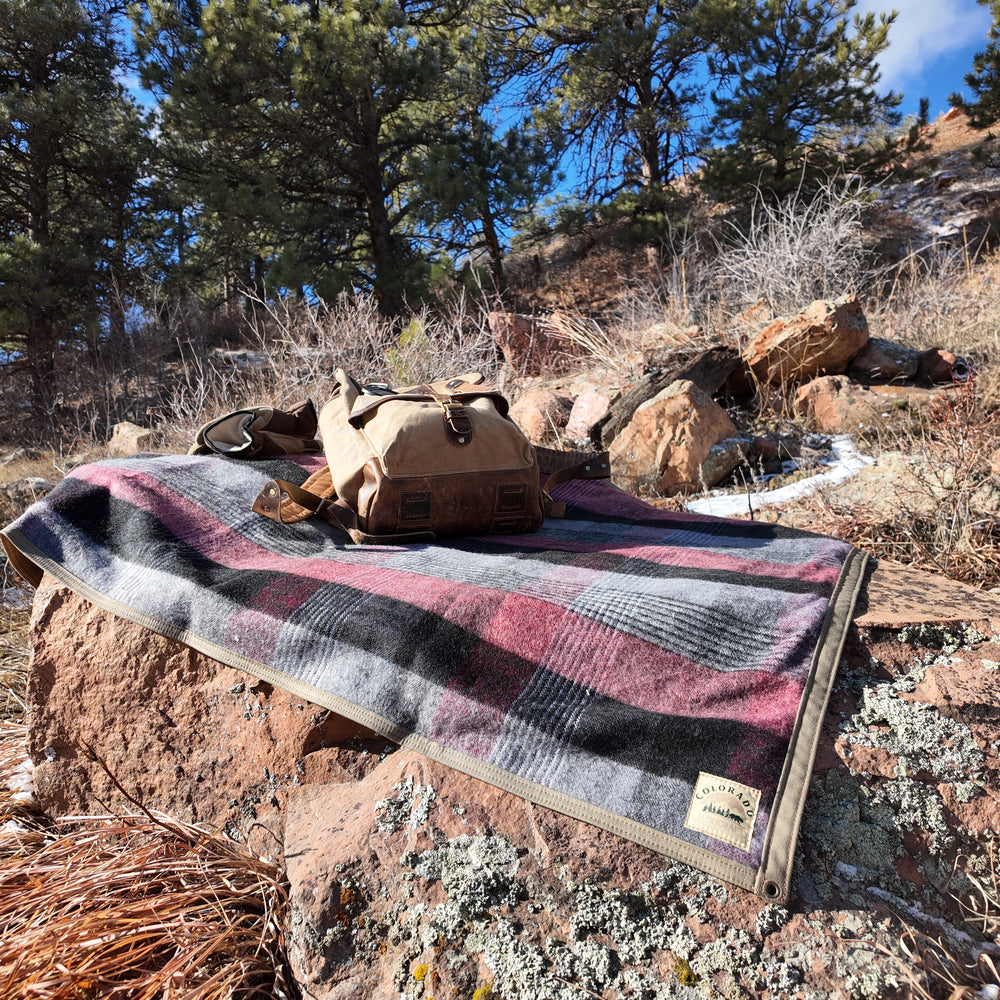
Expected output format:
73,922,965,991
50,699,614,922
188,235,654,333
491,516,527,533
684,772,761,851
495,483,527,514
399,491,433,523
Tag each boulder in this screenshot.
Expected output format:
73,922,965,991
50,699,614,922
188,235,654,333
744,296,870,386
25,573,393,863
794,375,958,435
608,379,740,495
108,421,156,457
563,389,612,446
488,311,578,376
21,564,1000,1000
847,337,922,383
594,345,744,449
506,388,573,444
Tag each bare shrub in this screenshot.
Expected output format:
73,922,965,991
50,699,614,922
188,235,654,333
711,180,875,319
246,291,499,394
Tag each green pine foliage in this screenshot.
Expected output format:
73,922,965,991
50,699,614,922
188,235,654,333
950,0,1000,129
135,0,533,315
0,0,151,409
700,0,903,201
528,0,731,198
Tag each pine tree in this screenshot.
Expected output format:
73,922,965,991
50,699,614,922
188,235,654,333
0,0,150,410
701,0,901,201
950,0,1000,129
526,0,730,200
136,0,506,316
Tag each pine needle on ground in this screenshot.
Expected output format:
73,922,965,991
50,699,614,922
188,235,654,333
0,812,296,1000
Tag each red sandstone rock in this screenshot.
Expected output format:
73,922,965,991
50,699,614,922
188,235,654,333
744,295,870,386
487,311,579,376
506,388,573,444
608,379,740,495
26,573,392,862
794,374,957,433
108,421,156,457
563,389,612,446
21,562,1000,1000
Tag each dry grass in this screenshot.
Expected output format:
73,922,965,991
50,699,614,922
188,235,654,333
0,603,28,722
870,243,1000,408
881,840,1000,1000
767,378,1000,590
0,812,295,1000
152,292,501,454
0,602,296,999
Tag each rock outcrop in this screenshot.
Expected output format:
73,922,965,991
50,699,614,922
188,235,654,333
24,565,1000,999
495,298,971,499
608,379,740,494
744,295,870,386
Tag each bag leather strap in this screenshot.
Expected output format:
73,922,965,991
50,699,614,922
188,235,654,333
253,478,435,545
542,453,611,491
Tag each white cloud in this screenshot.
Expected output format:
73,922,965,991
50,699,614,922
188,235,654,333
856,0,992,90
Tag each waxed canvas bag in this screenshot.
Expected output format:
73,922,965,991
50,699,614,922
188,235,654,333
252,368,609,543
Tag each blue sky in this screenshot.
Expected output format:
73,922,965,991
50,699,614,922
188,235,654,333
858,0,994,118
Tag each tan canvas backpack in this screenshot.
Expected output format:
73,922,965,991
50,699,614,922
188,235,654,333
252,369,609,543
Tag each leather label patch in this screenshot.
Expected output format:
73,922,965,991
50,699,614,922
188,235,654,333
496,483,527,514
491,516,524,534
399,491,432,523
684,772,761,851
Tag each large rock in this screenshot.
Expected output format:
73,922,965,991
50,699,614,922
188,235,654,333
847,337,922,383
744,296,870,386
594,345,744,449
794,375,957,434
25,573,393,862
22,564,1000,1000
488,311,579,376
563,389,612,447
507,388,573,444
609,379,740,495
108,421,156,456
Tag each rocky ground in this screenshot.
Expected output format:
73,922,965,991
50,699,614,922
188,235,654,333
13,566,1000,1000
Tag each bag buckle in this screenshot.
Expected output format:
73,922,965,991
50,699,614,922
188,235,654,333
441,399,473,444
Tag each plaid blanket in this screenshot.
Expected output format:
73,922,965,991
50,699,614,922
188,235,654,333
2,454,866,901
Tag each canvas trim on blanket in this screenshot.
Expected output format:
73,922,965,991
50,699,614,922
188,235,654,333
1,454,868,901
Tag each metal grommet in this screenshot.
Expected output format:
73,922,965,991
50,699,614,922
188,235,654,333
762,880,781,899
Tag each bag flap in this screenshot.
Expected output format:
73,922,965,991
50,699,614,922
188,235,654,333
347,386,509,426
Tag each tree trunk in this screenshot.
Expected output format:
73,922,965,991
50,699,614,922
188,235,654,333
479,201,505,293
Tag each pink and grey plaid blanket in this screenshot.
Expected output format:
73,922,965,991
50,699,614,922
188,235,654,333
2,454,867,900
